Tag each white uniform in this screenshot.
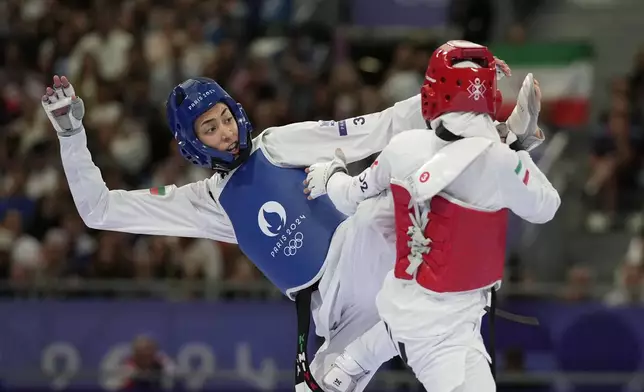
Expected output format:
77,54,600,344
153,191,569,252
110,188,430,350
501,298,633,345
325,113,561,392
58,95,425,390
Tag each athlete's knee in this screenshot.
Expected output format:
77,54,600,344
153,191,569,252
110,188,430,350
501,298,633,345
345,321,397,371
322,352,369,392
457,351,495,392
309,353,327,383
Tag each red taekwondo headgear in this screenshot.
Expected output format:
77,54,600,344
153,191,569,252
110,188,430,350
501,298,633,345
421,40,502,122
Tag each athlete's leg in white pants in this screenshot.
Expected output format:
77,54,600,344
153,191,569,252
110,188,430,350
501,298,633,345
310,197,399,392
401,340,495,392
344,320,397,373
453,351,495,392
376,273,495,392
311,312,398,392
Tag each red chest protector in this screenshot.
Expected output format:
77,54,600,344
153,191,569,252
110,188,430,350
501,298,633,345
390,181,508,293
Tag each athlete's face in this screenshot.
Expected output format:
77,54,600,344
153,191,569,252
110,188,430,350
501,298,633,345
194,102,239,154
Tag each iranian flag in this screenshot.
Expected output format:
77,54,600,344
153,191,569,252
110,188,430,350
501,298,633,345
491,42,594,128
149,186,169,195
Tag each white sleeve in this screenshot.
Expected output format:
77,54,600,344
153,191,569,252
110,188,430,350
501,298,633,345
263,94,424,166
495,148,561,224
59,129,236,243
326,148,395,216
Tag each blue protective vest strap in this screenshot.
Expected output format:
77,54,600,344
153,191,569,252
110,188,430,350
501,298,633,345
219,149,346,297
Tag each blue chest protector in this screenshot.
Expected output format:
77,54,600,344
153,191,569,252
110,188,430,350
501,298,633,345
218,149,347,297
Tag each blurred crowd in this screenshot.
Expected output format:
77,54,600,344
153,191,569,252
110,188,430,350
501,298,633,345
577,47,644,306
0,0,438,298
2,0,643,306
585,48,644,232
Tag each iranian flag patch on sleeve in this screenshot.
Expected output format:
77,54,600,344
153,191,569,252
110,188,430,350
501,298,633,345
149,186,169,195
514,159,530,185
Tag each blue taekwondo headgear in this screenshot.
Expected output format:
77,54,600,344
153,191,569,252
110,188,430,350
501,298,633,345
166,78,253,173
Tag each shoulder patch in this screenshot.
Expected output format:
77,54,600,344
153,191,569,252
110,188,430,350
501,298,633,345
319,119,348,136
318,120,336,128
150,186,169,196
514,158,530,185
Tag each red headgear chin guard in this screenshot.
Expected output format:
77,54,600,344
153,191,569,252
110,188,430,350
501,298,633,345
421,40,502,122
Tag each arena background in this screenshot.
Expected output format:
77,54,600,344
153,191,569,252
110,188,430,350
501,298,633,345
1,0,644,391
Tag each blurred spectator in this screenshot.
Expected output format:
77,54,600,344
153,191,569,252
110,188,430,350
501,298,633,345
85,232,134,286
60,210,97,276
1,209,41,294
448,0,494,45
132,237,178,281
228,254,261,283
625,228,644,265
511,0,545,26
37,228,70,281
604,261,644,306
380,41,423,105
116,335,175,391
67,8,134,82
560,265,595,302
108,116,151,176
180,17,217,80
71,53,101,109
503,347,526,372
506,23,527,46
0,230,11,282
503,253,540,301
585,89,644,232
629,46,644,125
328,60,363,119
498,348,548,392
85,81,123,130
173,237,224,281
222,254,267,299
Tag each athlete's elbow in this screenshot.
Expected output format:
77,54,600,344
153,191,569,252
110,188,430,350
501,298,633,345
530,191,561,224
327,192,355,216
335,201,358,217
327,174,357,214
545,190,562,222
79,210,105,229
75,196,111,229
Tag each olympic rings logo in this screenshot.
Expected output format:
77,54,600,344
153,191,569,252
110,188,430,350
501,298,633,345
283,232,304,257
